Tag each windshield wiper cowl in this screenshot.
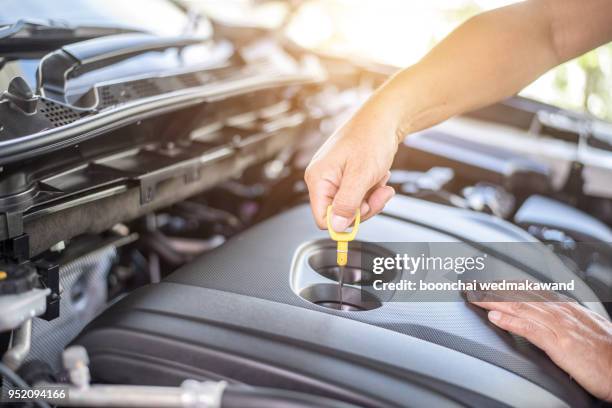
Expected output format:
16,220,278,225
37,33,208,109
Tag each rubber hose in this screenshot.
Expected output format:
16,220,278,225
221,385,362,408
0,361,51,408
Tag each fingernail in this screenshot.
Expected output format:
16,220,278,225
488,311,502,321
331,214,350,232
360,202,370,216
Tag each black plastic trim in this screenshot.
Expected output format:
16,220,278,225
0,72,319,165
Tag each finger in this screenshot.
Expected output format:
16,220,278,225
487,311,556,351
360,171,391,219
467,290,557,321
331,165,374,231
470,299,557,329
471,297,560,342
465,286,580,329
360,201,371,219
380,171,391,186
362,185,395,222
307,176,338,229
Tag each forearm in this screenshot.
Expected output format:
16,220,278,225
366,0,612,142
305,0,612,232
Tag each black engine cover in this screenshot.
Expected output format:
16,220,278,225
74,196,604,407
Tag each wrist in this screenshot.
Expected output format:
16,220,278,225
369,68,423,146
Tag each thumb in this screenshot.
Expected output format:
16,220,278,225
331,166,372,232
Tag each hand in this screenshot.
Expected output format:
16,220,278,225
467,290,612,401
304,95,399,231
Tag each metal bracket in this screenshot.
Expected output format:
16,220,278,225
138,158,202,205
36,262,60,321
0,233,30,263
4,211,24,238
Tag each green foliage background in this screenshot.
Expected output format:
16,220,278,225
444,2,612,121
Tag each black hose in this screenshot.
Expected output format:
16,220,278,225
221,385,363,408
0,361,51,408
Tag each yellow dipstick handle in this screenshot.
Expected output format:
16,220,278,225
326,205,360,266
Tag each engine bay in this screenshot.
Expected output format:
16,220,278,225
1,4,611,408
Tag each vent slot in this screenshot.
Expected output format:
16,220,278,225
39,100,84,127
99,87,121,109
127,79,161,98
98,74,205,109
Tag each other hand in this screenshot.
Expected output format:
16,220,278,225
467,290,612,401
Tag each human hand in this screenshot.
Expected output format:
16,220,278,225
467,290,612,401
304,96,399,231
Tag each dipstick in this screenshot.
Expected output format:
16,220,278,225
326,206,360,266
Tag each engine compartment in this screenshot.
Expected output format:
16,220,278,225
73,199,593,407
1,8,612,407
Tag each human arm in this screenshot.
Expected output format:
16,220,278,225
305,0,612,230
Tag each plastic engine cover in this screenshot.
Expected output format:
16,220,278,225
73,196,603,408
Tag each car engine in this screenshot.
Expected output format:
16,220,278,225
0,3,611,407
